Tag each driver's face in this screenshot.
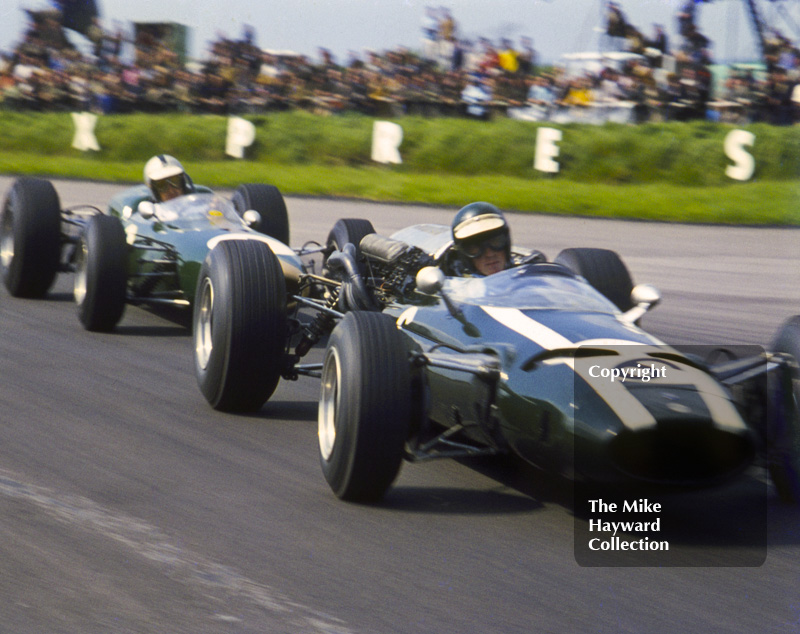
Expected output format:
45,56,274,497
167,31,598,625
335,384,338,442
153,176,184,202
473,248,507,276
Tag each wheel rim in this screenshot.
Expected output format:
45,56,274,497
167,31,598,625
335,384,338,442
73,241,88,306
318,347,341,461
195,277,215,370
0,210,14,271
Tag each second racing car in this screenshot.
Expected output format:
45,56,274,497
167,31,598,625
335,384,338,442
0,171,306,332
184,207,800,506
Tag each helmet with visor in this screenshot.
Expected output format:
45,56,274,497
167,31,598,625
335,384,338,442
144,155,190,202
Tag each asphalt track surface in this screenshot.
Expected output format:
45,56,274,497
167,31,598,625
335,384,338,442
1,176,799,633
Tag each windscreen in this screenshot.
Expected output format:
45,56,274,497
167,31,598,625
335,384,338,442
154,193,244,230
443,264,620,312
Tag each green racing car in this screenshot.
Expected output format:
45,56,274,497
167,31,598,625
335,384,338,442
0,176,308,333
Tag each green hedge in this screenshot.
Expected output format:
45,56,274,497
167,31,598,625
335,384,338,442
4,111,800,184
1,110,799,224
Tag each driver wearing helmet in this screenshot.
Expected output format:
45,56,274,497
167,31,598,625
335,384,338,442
144,154,191,202
448,202,513,277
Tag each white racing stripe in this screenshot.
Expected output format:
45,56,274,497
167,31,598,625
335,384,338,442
481,306,658,430
482,306,572,350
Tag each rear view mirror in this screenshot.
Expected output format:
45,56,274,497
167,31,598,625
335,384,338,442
416,266,445,295
631,284,661,308
621,284,662,324
243,210,262,228
138,200,156,219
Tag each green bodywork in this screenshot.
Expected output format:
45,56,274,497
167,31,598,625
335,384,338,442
105,184,302,306
385,283,755,484
375,225,756,485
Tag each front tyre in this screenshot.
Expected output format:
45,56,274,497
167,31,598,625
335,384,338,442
319,311,412,502
74,214,128,332
554,247,634,312
232,184,290,245
0,177,62,298
768,315,800,504
193,239,288,412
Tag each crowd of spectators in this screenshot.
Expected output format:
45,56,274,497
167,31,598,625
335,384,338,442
2,3,800,125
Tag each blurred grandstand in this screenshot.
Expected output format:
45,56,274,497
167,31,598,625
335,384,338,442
1,0,799,125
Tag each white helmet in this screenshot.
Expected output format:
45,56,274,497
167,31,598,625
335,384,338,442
144,154,189,201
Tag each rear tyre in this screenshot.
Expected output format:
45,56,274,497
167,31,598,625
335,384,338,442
74,214,128,332
322,218,376,282
319,311,411,502
554,247,634,311
326,218,376,253
768,315,800,504
232,184,289,244
193,239,288,412
0,177,62,298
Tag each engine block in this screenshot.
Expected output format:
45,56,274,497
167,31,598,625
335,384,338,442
359,234,433,300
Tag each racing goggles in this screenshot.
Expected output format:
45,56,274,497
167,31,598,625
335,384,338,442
153,175,185,198
460,233,510,259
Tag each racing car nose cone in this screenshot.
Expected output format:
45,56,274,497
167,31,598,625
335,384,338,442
609,425,755,484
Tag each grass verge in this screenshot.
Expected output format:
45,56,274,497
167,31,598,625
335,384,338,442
1,151,798,225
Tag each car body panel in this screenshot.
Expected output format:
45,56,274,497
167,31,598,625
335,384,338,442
106,185,303,304
377,226,757,487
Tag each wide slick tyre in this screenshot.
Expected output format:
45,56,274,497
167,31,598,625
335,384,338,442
768,315,800,504
193,239,288,412
0,177,62,298
74,214,128,332
231,183,289,245
554,247,634,312
319,311,412,502
322,217,376,282
325,218,376,254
